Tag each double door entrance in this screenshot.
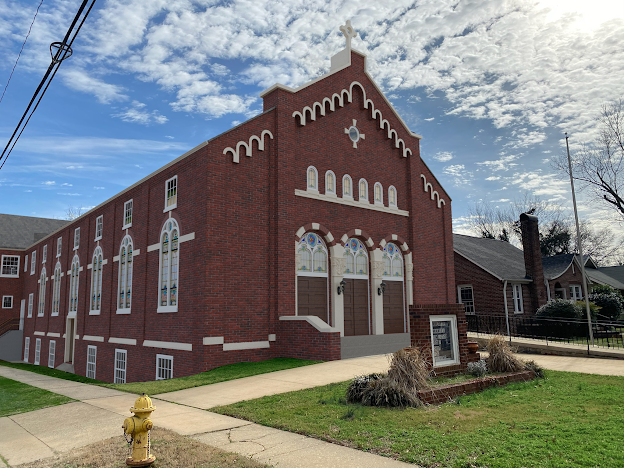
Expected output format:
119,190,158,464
383,281,405,333
343,279,369,336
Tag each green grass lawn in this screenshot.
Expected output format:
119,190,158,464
214,370,624,468
0,376,74,417
0,358,320,395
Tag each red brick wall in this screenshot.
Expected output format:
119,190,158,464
520,214,547,311
547,262,587,301
276,320,341,361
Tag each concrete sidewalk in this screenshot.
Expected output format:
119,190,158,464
0,357,409,468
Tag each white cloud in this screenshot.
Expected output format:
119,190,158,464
443,164,473,186
94,186,105,190
57,192,81,196
113,101,168,125
61,68,128,104
485,176,501,181
476,155,519,172
42,181,55,185
433,151,453,162
61,183,72,187
424,117,435,121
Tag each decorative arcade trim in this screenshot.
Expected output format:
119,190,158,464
292,81,413,158
420,174,446,208
223,130,274,163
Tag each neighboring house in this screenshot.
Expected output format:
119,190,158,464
1,23,469,383
454,213,624,316
596,266,624,293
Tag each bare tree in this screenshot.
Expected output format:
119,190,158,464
553,98,624,221
65,205,84,221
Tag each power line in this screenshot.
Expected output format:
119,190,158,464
0,0,45,107
0,0,97,171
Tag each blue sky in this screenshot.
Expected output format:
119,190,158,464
1,0,623,239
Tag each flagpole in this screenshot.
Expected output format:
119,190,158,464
565,133,594,346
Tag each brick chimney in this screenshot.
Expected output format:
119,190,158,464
520,213,548,312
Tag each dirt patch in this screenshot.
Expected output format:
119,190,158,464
20,427,270,468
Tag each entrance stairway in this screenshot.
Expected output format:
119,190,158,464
341,333,410,359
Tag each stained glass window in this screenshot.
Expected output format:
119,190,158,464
389,186,397,207
326,171,335,194
118,236,133,311
344,238,368,276
38,268,46,316
297,232,328,276
159,221,180,309
307,167,317,190
374,183,382,203
52,264,61,316
343,175,352,197
359,180,367,200
90,247,103,312
69,256,80,313
383,243,403,277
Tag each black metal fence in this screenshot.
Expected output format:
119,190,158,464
466,314,624,349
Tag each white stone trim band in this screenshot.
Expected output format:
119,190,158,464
47,332,60,337
83,335,104,342
223,340,270,351
203,336,225,345
143,340,192,351
109,337,137,346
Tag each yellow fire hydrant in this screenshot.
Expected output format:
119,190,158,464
122,394,156,467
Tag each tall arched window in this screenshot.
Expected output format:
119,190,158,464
159,219,179,312
69,255,80,314
51,263,61,316
343,175,352,198
382,242,404,278
325,170,336,195
388,186,397,208
381,242,405,333
90,247,103,314
374,182,383,204
359,179,368,201
38,268,47,317
307,166,318,191
118,236,133,313
297,232,329,322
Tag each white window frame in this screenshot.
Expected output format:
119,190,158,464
34,338,41,365
358,178,368,202
117,235,133,314
2,296,13,309
570,284,583,301
74,228,80,250
306,166,318,192
430,315,460,367
164,175,178,212
95,215,103,241
373,182,383,205
342,174,353,199
1,255,20,278
48,340,56,368
28,293,33,318
24,337,30,362
86,345,97,379
51,263,62,316
68,255,80,314
388,185,398,208
38,268,46,317
89,247,103,315
457,285,475,315
155,354,173,380
56,237,62,258
324,170,336,196
30,251,36,274
123,199,133,229
158,220,180,313
42,245,47,263
114,349,127,383
512,283,524,314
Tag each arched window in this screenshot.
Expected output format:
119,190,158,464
118,236,133,313
343,175,352,198
374,182,383,204
69,255,80,314
382,242,403,278
297,232,329,322
388,186,397,208
51,263,61,316
38,268,47,317
325,171,336,195
90,247,103,314
307,166,318,191
359,179,368,201
159,219,179,312
344,238,368,276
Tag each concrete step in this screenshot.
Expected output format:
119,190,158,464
341,333,410,359
56,362,75,374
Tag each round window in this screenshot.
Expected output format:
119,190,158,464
348,126,360,142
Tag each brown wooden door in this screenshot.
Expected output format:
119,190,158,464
297,276,328,323
383,281,405,333
343,279,369,336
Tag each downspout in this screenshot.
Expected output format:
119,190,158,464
503,280,511,343
544,277,551,302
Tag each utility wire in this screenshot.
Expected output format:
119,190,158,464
0,0,96,171
0,0,45,107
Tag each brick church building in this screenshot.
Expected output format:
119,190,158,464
1,22,469,383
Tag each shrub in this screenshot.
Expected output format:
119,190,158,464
574,301,600,320
588,289,624,321
346,373,385,403
466,360,488,377
486,335,525,373
536,299,581,319
361,378,422,408
386,347,432,392
524,360,545,378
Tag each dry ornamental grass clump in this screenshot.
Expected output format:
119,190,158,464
486,335,525,373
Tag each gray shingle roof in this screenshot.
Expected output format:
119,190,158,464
0,214,69,250
453,234,528,281
541,254,575,280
